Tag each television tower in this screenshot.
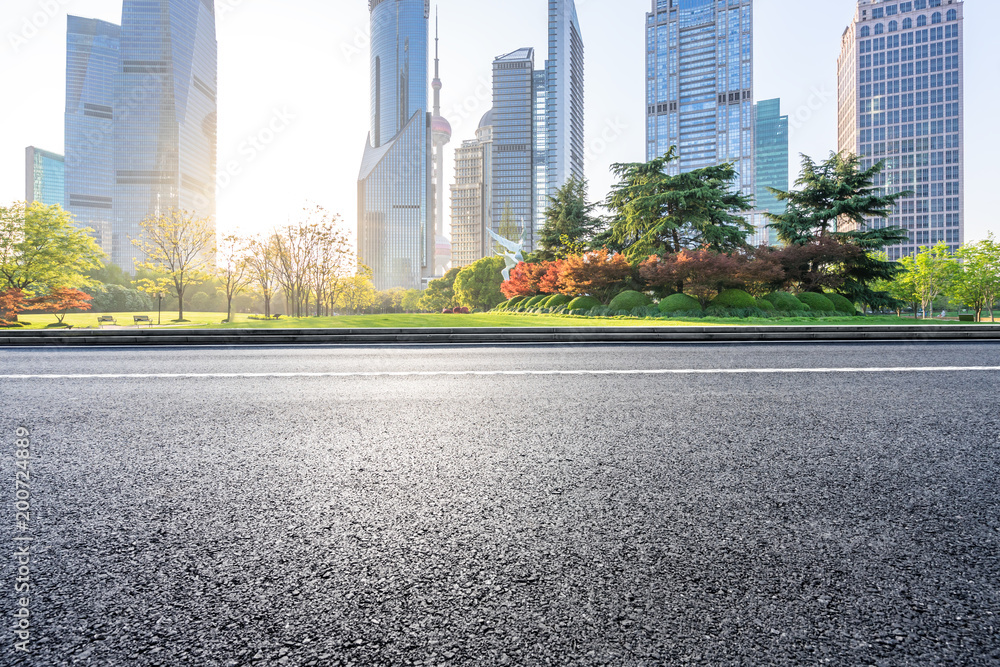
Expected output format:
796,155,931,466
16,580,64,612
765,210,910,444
430,7,452,276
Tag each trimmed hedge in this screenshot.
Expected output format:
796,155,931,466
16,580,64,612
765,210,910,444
766,291,806,311
542,294,572,309
524,295,548,308
710,289,756,310
825,293,857,315
797,292,835,313
567,296,602,312
756,298,775,311
608,291,652,312
659,293,702,313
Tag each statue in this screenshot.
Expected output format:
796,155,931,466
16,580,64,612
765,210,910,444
487,227,526,282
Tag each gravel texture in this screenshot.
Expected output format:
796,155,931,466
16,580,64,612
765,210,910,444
1,343,999,666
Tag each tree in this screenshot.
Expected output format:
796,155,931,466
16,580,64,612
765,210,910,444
952,236,1000,322
132,208,215,321
536,177,600,260
501,261,550,299
454,256,506,311
910,243,960,319
86,262,134,288
216,234,252,323
766,152,908,305
557,250,634,302
496,201,521,252
0,289,29,325
0,202,104,304
401,289,423,313
419,267,461,312
640,249,743,308
336,271,377,314
770,236,864,294
604,148,754,260
29,288,93,324
245,235,279,318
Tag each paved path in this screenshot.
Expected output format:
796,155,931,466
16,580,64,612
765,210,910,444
1,343,998,665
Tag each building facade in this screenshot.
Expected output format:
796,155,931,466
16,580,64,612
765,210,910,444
64,15,120,256
25,147,66,209
645,0,754,200
450,111,494,268
545,0,586,204
837,0,964,259
753,98,788,246
113,0,218,270
358,0,434,290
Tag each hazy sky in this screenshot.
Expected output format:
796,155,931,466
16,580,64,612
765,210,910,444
1,0,996,244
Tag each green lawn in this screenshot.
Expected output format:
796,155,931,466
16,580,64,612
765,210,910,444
4,311,987,330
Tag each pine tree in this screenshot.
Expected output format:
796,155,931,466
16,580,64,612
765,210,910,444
536,177,599,261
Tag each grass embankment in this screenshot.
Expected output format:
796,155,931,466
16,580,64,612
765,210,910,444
5,311,980,330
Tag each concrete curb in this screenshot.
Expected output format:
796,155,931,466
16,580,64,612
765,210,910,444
2,325,1000,347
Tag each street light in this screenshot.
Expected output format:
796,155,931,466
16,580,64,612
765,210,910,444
155,291,164,326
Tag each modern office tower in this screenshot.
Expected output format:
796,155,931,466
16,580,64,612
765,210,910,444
64,16,120,256
491,48,537,249
112,0,218,270
25,147,66,208
358,0,433,290
545,0,586,203
645,0,754,199
430,13,452,277
838,0,964,259
450,111,494,268
754,99,788,246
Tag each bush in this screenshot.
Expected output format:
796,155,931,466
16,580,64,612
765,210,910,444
542,294,572,309
509,296,528,308
567,296,602,312
608,291,652,312
659,293,702,313
709,289,756,310
765,291,806,312
797,292,835,313
756,298,775,311
524,295,548,308
825,293,857,315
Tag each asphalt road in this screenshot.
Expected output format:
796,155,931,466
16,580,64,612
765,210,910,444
1,343,999,666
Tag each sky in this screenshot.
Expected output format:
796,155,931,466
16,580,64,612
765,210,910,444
1,0,996,245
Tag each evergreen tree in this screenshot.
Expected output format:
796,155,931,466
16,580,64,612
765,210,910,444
536,177,599,261
496,201,520,253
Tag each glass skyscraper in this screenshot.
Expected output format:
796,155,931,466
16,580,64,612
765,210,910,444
25,147,66,209
545,0,586,203
491,48,537,248
838,0,964,259
113,0,218,270
358,0,433,290
645,0,754,198
754,99,788,246
64,16,120,256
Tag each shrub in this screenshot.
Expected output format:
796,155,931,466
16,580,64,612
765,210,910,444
797,292,835,313
756,298,775,311
608,291,652,312
765,291,806,311
709,289,756,310
524,295,548,308
567,296,602,312
542,294,572,309
508,296,527,308
825,293,857,315
659,293,702,313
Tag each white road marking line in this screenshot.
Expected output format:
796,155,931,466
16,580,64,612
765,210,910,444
0,367,999,380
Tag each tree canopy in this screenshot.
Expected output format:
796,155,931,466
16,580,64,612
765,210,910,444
535,177,600,261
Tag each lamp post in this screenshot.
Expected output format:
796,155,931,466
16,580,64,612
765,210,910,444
156,291,164,326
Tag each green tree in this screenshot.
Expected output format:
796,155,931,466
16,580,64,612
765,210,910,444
873,252,918,317
401,289,423,313
536,177,599,260
216,234,252,323
131,208,215,321
454,256,506,311
0,202,104,300
496,201,521,253
336,273,377,314
418,267,460,312
603,148,754,260
766,152,909,306
952,235,1000,322
86,262,134,288
910,243,960,319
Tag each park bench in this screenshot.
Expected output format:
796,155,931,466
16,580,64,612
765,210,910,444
133,315,153,328
97,316,117,328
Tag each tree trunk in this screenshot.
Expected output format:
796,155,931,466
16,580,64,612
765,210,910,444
178,288,185,321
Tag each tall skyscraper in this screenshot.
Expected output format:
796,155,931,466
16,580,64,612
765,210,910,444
113,0,218,270
430,12,453,277
64,16,120,256
838,0,964,259
754,99,788,246
450,111,494,268
358,0,434,290
545,0,586,199
25,147,66,208
645,0,754,199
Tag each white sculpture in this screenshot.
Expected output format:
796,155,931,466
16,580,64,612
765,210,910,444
487,227,526,282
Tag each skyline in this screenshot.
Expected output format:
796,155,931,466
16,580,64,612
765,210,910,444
2,0,997,249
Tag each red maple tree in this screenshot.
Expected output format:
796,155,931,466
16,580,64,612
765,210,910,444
501,262,550,299
558,250,633,302
28,288,94,324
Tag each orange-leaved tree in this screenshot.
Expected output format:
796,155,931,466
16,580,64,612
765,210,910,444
30,288,93,324
558,250,633,302
501,262,550,299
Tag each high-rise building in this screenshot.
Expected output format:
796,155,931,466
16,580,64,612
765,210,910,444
450,111,493,268
113,0,218,270
645,0,754,199
25,147,66,209
545,0,586,200
754,99,788,246
358,0,434,291
838,0,964,259
64,16,120,256
430,12,452,277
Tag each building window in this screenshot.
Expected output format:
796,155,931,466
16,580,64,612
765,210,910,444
917,15,927,27
947,9,957,22
861,25,870,37
889,21,898,32
875,23,885,35
903,18,912,29
932,12,942,24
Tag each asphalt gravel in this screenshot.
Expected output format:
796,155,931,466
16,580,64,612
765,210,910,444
1,343,998,666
